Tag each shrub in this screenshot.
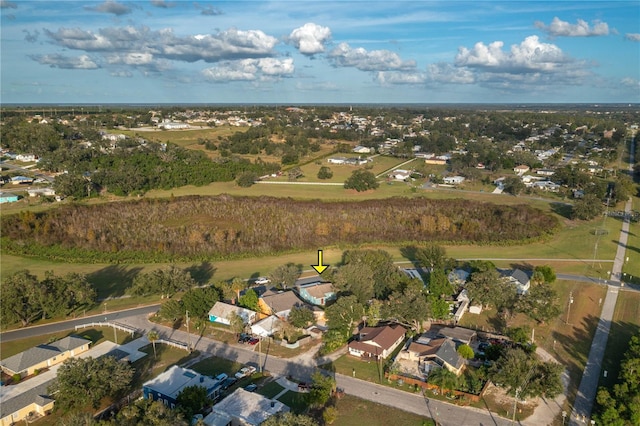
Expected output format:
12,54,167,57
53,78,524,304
12,374,21,383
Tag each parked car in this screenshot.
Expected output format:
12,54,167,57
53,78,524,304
248,337,260,345
234,366,257,379
254,277,270,285
244,383,258,392
215,373,228,382
221,377,237,390
238,333,251,344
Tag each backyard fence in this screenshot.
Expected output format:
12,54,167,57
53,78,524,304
75,321,138,335
385,373,490,403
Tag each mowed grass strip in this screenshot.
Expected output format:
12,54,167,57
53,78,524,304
597,289,640,390
333,394,434,426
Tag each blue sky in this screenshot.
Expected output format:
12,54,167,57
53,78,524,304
1,0,639,104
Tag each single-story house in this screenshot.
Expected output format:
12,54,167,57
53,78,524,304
442,176,465,185
11,176,33,185
15,154,37,162
447,268,470,287
352,146,372,154
0,380,55,426
143,365,223,409
327,157,347,165
399,336,466,376
536,169,555,176
513,165,530,175
250,315,282,338
258,290,308,319
208,302,257,326
389,169,411,181
0,192,19,204
203,388,289,426
27,188,56,197
437,326,476,346
499,268,531,295
468,304,483,314
296,281,336,307
348,324,406,360
0,336,91,379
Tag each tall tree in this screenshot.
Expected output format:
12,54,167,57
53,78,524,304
342,249,405,300
148,330,159,358
416,243,447,270
181,286,221,318
516,282,561,324
228,311,245,337
269,263,302,290
238,288,259,311
289,306,315,328
332,263,375,304
308,370,336,407
382,283,430,331
117,398,188,426
51,356,134,411
230,278,246,304
1,270,44,326
325,295,365,341
344,169,379,192
176,385,208,419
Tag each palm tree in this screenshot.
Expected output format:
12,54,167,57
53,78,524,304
230,278,245,304
148,330,159,358
428,367,458,394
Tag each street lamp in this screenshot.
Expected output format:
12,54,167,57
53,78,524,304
566,292,574,325
185,310,192,351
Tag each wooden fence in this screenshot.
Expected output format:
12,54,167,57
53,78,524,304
385,373,489,403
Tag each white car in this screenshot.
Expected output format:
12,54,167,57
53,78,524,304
254,277,270,285
234,366,257,379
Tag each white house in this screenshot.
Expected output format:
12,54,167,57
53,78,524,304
327,157,347,165
352,146,372,154
250,315,282,338
390,169,411,181
513,165,530,175
208,302,257,326
442,176,465,185
203,388,289,426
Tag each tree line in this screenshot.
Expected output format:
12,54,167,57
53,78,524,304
1,195,559,263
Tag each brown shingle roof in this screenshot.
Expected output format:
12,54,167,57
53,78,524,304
359,325,406,352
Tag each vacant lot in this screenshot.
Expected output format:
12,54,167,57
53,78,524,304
333,394,434,426
459,280,607,402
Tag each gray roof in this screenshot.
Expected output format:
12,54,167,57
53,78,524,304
0,379,55,418
260,290,306,314
435,339,464,370
437,327,476,344
0,336,91,374
500,268,531,286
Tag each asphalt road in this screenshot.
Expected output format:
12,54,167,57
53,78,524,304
116,313,513,426
0,304,160,342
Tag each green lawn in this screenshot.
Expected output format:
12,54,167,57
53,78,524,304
188,355,245,378
333,394,434,426
621,195,640,283
257,380,285,399
598,290,640,390
276,390,309,414
321,355,385,384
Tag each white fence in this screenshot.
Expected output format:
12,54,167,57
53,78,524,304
74,321,138,335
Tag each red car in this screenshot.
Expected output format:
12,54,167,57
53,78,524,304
248,337,259,345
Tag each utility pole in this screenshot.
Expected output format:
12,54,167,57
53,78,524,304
566,291,574,325
258,336,262,373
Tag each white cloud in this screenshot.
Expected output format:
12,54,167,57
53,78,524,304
43,26,279,63
625,33,640,42
288,23,331,55
0,0,17,9
84,0,132,16
455,36,570,73
376,71,426,85
110,70,133,78
535,17,609,37
31,54,99,70
202,58,294,82
621,77,640,89
150,0,175,8
328,42,416,71
106,52,154,66
426,63,475,84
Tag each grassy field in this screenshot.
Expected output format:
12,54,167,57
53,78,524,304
597,289,640,390
333,394,434,426
621,195,640,283
188,355,245,378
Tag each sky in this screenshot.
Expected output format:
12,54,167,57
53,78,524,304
1,0,639,104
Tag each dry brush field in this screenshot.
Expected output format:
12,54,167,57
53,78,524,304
2,195,559,263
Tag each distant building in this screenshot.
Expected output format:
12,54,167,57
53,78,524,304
295,280,336,307
0,192,19,204
442,176,465,185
